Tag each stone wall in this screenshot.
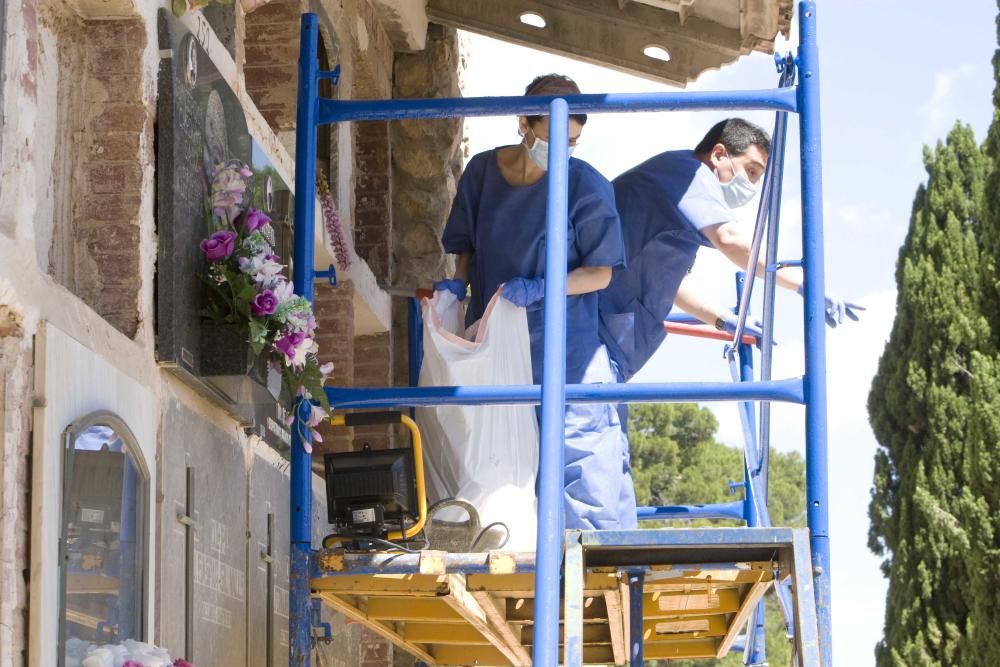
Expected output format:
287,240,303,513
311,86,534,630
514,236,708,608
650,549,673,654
390,23,464,391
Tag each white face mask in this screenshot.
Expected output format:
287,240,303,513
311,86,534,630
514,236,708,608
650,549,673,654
524,130,575,171
720,155,759,208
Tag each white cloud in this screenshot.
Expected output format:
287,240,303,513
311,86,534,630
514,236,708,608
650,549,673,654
923,64,982,142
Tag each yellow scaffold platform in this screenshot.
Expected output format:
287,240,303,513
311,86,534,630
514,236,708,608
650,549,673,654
310,527,819,665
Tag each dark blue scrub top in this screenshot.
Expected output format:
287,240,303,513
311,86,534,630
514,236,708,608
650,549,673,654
598,150,735,380
442,148,625,384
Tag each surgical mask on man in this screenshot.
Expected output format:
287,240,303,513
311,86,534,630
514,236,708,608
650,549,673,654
525,130,575,171
720,155,758,208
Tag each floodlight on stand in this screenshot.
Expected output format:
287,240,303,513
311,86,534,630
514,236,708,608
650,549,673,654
323,411,427,549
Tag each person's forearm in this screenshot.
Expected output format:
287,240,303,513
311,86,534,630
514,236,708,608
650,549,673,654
710,225,803,293
453,251,471,282
673,279,724,326
566,266,612,295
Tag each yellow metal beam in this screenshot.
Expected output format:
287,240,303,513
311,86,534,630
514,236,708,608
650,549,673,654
403,622,492,645
644,614,729,640
644,638,719,660
440,574,531,666
644,588,741,618
466,572,619,597
505,595,609,622
316,592,437,664
366,597,465,623
520,623,612,645
432,644,511,666
310,574,449,596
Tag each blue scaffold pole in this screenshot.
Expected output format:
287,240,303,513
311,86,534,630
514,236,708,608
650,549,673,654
290,12,319,667
797,2,832,663
533,98,571,667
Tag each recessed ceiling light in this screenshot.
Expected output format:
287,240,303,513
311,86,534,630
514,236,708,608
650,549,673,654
643,45,671,62
520,12,546,29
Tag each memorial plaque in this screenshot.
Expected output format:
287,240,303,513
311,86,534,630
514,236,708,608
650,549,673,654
156,10,295,451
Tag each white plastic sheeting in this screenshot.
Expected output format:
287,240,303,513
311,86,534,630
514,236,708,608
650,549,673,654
416,290,539,550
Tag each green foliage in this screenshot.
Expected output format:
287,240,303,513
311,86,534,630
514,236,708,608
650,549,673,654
867,114,1000,664
626,403,804,666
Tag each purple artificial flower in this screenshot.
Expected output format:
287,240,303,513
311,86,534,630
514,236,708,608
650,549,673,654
251,290,278,317
200,231,236,262
239,165,253,178
173,660,195,667
237,207,272,233
122,662,144,667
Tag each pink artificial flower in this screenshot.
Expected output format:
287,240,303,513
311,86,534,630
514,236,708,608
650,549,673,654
239,165,253,178
173,660,195,667
212,165,247,221
274,331,316,369
251,290,278,317
237,207,272,233
306,405,328,443
200,231,236,262
122,662,144,667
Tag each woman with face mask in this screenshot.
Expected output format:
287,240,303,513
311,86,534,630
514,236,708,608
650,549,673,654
435,73,637,532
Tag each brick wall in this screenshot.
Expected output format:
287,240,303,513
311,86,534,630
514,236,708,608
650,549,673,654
71,19,147,338
313,281,355,455
243,0,302,133
352,332,396,450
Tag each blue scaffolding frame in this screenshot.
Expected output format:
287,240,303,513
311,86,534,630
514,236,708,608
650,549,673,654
289,2,830,664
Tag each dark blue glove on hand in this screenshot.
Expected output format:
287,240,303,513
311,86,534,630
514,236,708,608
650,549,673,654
433,279,467,301
502,277,545,307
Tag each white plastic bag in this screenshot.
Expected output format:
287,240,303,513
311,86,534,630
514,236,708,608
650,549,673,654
416,290,539,550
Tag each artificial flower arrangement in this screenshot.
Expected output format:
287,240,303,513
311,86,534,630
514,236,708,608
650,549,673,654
200,161,330,451
65,637,192,667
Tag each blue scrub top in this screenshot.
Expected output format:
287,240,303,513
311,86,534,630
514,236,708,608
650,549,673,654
442,148,625,384
599,150,735,380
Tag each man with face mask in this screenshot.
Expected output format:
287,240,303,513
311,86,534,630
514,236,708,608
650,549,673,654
599,118,863,383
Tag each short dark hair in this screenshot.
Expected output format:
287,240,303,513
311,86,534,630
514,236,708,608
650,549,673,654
523,73,588,126
694,118,770,157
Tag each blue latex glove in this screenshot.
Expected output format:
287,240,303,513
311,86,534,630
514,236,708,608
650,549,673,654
433,278,467,301
797,286,865,328
824,295,865,328
718,312,766,341
502,277,545,307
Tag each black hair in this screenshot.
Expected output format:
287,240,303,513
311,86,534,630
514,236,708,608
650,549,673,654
523,73,588,126
694,118,770,157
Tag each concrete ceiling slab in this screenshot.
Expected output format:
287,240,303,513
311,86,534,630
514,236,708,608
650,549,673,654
426,0,792,85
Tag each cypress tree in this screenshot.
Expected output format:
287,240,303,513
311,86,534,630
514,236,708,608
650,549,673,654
867,122,990,665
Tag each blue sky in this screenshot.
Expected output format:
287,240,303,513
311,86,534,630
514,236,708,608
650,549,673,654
460,2,996,664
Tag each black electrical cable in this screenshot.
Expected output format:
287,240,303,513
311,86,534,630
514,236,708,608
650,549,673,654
470,521,510,552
